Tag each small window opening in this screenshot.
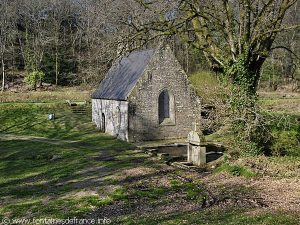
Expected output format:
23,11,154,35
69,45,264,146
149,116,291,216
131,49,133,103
159,90,170,124
101,113,106,132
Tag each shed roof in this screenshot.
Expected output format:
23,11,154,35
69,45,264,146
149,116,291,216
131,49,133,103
91,49,155,100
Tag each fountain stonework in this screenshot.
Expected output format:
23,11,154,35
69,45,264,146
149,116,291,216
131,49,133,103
187,131,206,166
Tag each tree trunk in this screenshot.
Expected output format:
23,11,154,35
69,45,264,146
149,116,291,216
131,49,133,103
1,55,5,92
55,44,58,86
186,43,189,73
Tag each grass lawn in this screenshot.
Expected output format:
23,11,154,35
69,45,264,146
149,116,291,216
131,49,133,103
0,94,299,224
0,87,92,103
0,102,136,219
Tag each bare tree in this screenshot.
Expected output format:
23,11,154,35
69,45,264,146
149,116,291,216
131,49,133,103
0,0,17,92
271,1,300,82
73,0,135,85
48,0,64,85
130,0,299,95
17,0,52,83
125,0,299,153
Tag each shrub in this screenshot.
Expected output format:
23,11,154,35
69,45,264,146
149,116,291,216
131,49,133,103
264,113,300,156
271,130,300,156
229,109,273,157
214,163,256,178
25,70,45,89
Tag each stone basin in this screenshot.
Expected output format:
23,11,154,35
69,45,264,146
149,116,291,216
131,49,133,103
145,142,224,163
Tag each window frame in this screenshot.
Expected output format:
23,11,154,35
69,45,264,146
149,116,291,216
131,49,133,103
158,89,176,126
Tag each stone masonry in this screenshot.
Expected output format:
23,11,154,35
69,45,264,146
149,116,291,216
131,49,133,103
92,44,201,142
127,45,201,141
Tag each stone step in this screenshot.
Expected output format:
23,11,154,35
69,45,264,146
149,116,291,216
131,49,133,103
71,107,88,115
145,149,158,156
171,161,198,170
157,153,170,160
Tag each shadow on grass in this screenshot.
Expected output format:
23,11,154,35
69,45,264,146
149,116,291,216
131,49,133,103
1,137,298,224
0,135,141,217
2,103,297,224
119,207,300,225
0,103,88,138
0,139,136,185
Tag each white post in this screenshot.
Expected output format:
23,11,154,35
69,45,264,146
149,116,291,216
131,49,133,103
187,131,206,166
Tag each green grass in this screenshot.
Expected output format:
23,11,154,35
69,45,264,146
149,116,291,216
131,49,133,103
188,71,225,104
131,182,205,203
0,138,139,219
214,163,256,178
261,111,300,157
235,156,300,178
0,103,90,139
0,102,137,219
258,91,300,100
1,91,299,223
120,208,300,225
0,87,92,103
0,103,134,148
134,187,168,199
170,181,205,201
259,98,300,116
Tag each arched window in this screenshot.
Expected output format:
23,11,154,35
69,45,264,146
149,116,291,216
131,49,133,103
159,90,171,124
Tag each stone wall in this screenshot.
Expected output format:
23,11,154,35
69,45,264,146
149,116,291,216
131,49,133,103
128,45,201,142
92,99,129,141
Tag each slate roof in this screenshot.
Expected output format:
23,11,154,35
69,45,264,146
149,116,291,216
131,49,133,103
91,49,155,100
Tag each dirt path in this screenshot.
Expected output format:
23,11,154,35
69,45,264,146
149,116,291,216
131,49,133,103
87,160,300,223
202,172,300,212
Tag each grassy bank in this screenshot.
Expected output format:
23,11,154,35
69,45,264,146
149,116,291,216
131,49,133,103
0,102,135,219
0,87,92,103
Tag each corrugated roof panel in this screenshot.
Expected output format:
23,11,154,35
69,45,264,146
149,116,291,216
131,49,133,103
91,49,155,100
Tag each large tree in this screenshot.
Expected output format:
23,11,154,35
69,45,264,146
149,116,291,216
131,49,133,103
130,0,299,94
127,0,299,154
